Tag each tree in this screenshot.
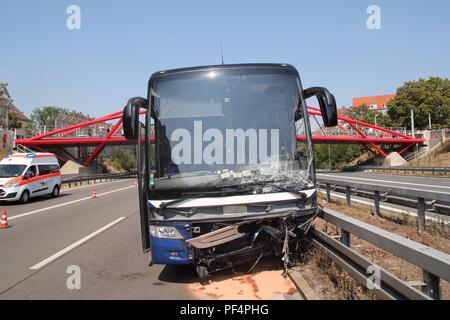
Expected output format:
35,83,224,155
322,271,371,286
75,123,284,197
30,106,70,131
0,83,10,98
108,147,137,172
344,104,392,127
0,111,21,130
313,144,365,169
387,77,450,129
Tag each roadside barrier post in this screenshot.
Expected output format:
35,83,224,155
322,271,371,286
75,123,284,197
340,229,351,247
326,183,331,202
373,191,381,216
345,186,351,206
417,197,426,230
423,271,441,300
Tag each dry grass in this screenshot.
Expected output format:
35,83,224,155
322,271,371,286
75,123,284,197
365,141,449,177
292,242,378,300
410,141,450,167
313,249,378,300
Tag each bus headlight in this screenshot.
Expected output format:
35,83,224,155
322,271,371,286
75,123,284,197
150,225,184,239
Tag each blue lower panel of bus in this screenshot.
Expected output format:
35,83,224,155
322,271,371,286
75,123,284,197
150,223,193,265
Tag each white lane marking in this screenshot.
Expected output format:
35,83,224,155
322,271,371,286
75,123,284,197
29,217,125,270
9,186,134,221
318,190,448,225
317,174,450,190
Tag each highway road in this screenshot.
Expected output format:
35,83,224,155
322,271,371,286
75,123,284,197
0,179,299,300
0,180,197,299
2,172,446,299
316,171,450,194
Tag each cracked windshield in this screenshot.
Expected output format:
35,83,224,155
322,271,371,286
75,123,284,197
149,68,313,192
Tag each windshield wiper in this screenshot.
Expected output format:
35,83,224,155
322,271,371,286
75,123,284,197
159,186,253,209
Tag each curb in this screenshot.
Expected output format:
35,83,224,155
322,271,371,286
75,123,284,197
287,268,320,300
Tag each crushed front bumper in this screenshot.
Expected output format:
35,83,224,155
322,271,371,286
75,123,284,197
149,206,319,278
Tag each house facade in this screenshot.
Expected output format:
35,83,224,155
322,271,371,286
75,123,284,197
0,83,33,139
352,94,396,113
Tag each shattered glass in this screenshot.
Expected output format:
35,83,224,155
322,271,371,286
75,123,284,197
236,158,314,194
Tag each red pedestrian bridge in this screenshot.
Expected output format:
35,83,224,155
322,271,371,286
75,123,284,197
16,106,424,166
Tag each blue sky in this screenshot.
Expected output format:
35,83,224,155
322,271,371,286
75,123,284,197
1,0,449,118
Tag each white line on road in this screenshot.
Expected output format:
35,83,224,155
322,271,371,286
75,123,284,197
317,174,450,190
29,217,125,270
9,185,135,221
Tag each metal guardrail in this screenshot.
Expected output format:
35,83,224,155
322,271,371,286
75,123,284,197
317,177,450,228
61,172,137,188
343,166,450,175
314,208,450,300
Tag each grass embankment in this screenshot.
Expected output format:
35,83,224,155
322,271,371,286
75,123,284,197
409,140,450,167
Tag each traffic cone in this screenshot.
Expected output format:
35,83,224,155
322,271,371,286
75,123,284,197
92,190,97,198
0,210,10,229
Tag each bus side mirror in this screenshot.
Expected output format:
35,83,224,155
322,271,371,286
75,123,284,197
123,97,147,140
303,87,338,127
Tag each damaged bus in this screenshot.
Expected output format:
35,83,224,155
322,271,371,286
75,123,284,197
122,63,337,280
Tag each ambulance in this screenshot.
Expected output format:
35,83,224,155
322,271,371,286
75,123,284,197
0,153,62,203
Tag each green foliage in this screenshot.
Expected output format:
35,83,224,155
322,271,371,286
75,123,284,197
108,147,137,172
313,144,365,169
30,106,70,130
0,148,9,160
387,77,450,129
24,124,33,136
0,83,10,98
347,105,392,127
0,111,21,130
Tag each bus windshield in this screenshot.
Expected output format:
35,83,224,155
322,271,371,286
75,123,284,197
148,66,313,193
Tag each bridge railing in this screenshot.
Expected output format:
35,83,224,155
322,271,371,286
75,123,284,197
314,207,450,300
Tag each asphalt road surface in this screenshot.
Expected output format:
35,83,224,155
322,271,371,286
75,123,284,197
0,180,197,299
0,179,299,300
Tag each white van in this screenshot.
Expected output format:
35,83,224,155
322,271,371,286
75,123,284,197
0,153,62,203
